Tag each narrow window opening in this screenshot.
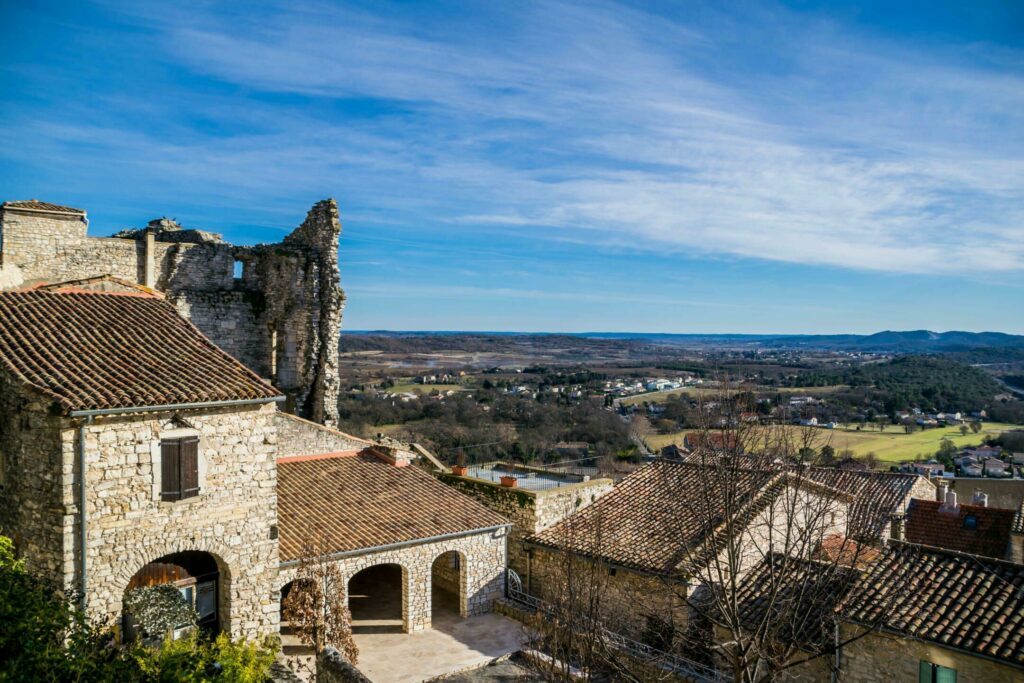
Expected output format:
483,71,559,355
233,259,244,280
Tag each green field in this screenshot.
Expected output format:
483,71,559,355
646,422,1023,466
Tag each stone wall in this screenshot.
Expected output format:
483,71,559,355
171,290,270,376
0,200,345,427
317,647,372,683
438,473,612,577
834,626,1024,683
60,403,280,640
0,377,65,587
273,413,370,458
527,546,689,643
278,527,507,633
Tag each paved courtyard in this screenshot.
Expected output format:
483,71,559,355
282,567,527,683
354,580,527,682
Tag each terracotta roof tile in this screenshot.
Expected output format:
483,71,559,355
2,199,85,215
801,467,923,539
277,452,508,561
0,290,279,412
906,499,1016,559
845,543,1024,667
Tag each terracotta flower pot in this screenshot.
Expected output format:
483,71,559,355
451,465,468,476
500,475,518,488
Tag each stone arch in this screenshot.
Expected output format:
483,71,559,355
114,541,236,638
347,563,411,633
431,549,469,619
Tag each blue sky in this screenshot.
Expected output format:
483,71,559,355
1,0,1022,334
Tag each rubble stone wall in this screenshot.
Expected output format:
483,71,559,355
0,376,65,588
273,413,370,458
830,627,1024,683
278,528,506,633
0,200,344,427
59,403,280,640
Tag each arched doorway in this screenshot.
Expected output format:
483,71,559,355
123,551,224,640
431,551,466,621
348,564,405,634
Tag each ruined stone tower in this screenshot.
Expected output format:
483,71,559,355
0,199,344,425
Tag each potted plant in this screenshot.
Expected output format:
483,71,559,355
499,474,518,488
451,450,468,477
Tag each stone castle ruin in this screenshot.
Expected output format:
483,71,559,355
0,199,343,425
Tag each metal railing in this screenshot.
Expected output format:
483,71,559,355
505,570,727,683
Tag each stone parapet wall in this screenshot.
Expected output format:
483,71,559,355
438,474,613,577
273,413,370,458
278,528,507,634
61,403,280,640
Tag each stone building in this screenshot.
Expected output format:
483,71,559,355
274,418,510,634
0,198,343,426
523,460,932,647
0,287,283,639
0,286,513,652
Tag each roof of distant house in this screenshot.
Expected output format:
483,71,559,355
845,542,1024,667
812,534,880,569
527,460,851,575
800,467,924,539
528,460,923,574
0,290,279,413
277,451,508,562
905,498,1016,559
2,199,85,215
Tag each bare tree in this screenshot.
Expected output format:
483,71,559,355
283,534,358,665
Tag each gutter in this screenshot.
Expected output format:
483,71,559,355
69,395,285,418
77,416,92,610
72,395,284,609
278,523,512,569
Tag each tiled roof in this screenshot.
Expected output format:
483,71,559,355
1012,500,1023,535
528,461,918,575
845,542,1024,667
906,499,1016,559
2,199,85,215
0,290,279,413
734,553,859,650
527,461,778,574
801,468,922,539
277,452,508,561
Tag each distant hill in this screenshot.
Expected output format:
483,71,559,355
345,329,1024,353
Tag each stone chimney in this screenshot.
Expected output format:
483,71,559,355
889,513,906,541
972,490,989,508
936,482,949,503
370,437,415,467
940,489,959,514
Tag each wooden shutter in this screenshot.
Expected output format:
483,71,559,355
180,437,200,499
161,440,181,501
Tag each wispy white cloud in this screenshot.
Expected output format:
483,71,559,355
10,0,1024,275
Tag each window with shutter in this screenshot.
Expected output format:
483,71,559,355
180,437,200,499
161,440,182,501
160,436,200,501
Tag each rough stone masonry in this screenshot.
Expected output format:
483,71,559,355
0,199,344,426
